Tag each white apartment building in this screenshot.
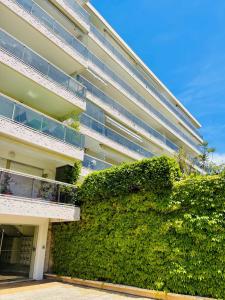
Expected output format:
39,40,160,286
0,0,203,282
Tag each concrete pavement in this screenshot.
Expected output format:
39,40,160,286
0,281,149,300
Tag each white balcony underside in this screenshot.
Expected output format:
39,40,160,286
0,116,84,161
0,195,80,221
0,51,85,116
80,125,144,161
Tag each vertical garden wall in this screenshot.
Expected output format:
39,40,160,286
52,156,225,299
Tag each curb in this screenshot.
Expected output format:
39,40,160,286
45,274,215,300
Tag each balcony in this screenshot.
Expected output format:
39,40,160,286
0,168,76,203
86,54,201,153
0,28,86,99
51,0,90,32
12,0,89,61
77,76,179,153
83,154,112,171
0,168,79,221
90,25,202,139
80,114,154,159
0,3,201,152
0,28,86,115
0,93,84,160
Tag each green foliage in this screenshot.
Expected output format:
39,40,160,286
206,162,225,175
175,147,196,176
52,158,225,299
59,185,78,204
59,162,81,185
59,111,80,131
197,141,216,172
78,156,181,203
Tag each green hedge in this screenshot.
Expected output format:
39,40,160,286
52,158,225,299
78,156,181,202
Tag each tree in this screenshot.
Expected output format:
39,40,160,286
175,147,195,176
207,162,225,175
198,141,216,172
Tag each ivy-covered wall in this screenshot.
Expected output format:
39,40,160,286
52,156,225,299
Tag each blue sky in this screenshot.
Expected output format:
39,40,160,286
91,0,225,162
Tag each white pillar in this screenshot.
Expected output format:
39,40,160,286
32,220,49,280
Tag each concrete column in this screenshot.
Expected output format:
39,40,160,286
32,220,49,280
44,223,53,273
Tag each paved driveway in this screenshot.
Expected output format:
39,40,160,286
0,281,148,300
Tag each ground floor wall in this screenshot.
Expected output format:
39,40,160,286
0,215,49,280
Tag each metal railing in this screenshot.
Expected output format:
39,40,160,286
80,114,154,158
64,0,90,26
77,76,179,152
0,168,76,204
83,154,112,171
14,0,88,60
91,25,202,138
0,29,86,100
0,93,84,149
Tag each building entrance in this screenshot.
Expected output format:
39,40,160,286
0,225,35,282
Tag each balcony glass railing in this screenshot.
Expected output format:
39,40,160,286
15,0,88,60
65,0,90,26
87,54,201,152
91,25,202,138
0,168,76,204
83,154,112,171
80,114,154,158
0,29,86,100
77,76,179,152
8,0,201,149
7,0,201,146
0,94,84,149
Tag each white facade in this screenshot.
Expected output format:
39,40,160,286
0,0,203,281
